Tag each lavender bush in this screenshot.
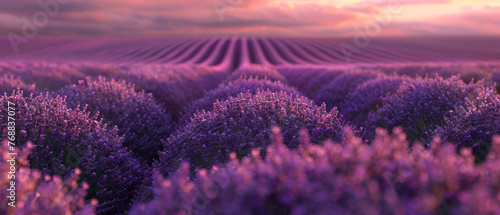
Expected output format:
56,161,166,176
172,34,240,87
131,127,500,215
0,74,39,97
365,76,492,143
0,91,149,214
275,66,323,90
224,65,287,84
0,141,96,215
458,68,492,84
340,76,410,126
57,76,173,164
373,64,462,79
276,67,343,98
432,91,500,162
155,90,355,178
301,69,344,99
114,65,225,121
178,77,301,126
1,62,87,91
379,63,500,90
315,70,382,110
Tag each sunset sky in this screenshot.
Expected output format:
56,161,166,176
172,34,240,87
1,0,499,37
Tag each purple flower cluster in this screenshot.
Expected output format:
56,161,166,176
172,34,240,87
132,127,500,215
276,67,343,98
224,65,287,84
459,68,492,84
370,63,474,79
275,66,324,89
454,65,500,93
113,65,225,121
178,76,301,126
0,91,148,214
57,76,173,163
0,62,87,91
372,63,500,91
389,64,462,79
0,74,39,97
155,90,354,178
432,91,500,162
365,76,491,143
302,69,344,99
0,141,96,215
315,70,382,109
340,76,410,126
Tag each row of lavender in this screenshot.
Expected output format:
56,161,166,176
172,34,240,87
2,37,499,69
1,62,500,214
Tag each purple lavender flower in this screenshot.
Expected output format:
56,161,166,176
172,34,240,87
0,74,39,97
458,68,492,84
276,67,344,98
113,65,225,121
225,65,287,84
340,76,410,126
0,91,149,214
432,91,500,162
315,70,382,110
178,77,301,126
302,69,344,99
132,127,500,215
391,64,461,79
276,66,323,91
57,76,174,164
366,76,490,143
373,63,482,79
155,90,354,178
0,141,97,215
1,62,86,91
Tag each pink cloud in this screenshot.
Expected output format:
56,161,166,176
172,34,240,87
0,0,360,36
371,6,500,36
359,0,450,7
0,0,498,37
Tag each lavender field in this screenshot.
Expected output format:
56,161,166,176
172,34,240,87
1,37,500,68
1,35,500,215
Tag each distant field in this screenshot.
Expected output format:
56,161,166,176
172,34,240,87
1,36,499,70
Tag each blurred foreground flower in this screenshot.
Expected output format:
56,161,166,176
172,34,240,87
0,140,96,215
134,127,500,215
